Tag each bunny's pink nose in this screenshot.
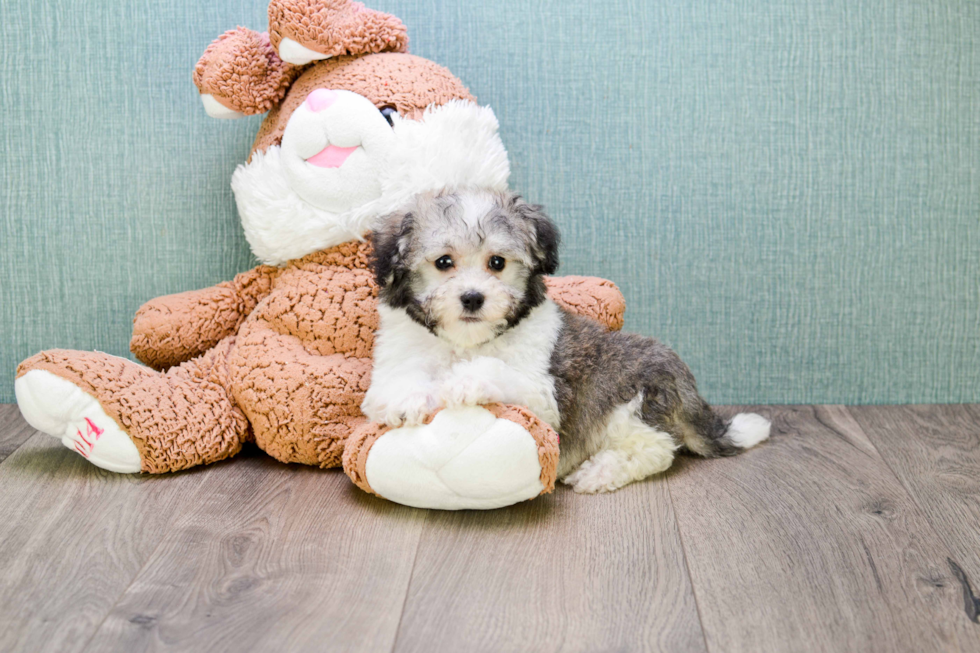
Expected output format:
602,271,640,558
305,89,338,112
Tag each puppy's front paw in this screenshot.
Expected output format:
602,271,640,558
440,375,505,409
373,392,441,427
360,394,386,424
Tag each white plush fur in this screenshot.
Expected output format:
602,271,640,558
384,101,511,200
727,412,772,448
561,394,679,494
231,99,511,265
15,370,142,473
362,301,563,430
232,147,377,266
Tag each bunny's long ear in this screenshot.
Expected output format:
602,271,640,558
194,27,301,118
268,0,409,66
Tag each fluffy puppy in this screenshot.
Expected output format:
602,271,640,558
362,190,770,493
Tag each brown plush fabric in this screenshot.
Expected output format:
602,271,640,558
193,28,302,116
485,404,560,495
131,265,280,371
17,340,250,474
545,275,626,331
268,0,408,59
225,241,376,467
252,53,474,154
342,420,390,495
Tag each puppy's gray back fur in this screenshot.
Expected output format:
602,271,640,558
550,309,737,477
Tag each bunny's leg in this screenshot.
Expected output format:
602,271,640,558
16,337,250,473
228,320,372,469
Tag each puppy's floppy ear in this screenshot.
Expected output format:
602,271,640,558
509,194,560,275
371,210,415,305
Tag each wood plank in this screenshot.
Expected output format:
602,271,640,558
667,405,980,653
0,405,35,463
848,404,980,622
393,480,708,653
0,433,212,653
82,455,426,652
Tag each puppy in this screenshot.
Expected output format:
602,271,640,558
362,190,770,494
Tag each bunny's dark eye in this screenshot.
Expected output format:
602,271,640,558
435,255,454,270
379,106,398,127
488,256,506,271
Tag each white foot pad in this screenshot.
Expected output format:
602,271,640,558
365,407,544,510
15,370,142,473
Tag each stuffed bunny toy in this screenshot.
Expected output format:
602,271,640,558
16,0,625,509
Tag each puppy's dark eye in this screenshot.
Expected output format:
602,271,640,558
488,256,506,271
379,106,398,127
435,255,454,271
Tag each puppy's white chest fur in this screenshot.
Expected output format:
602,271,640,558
366,300,563,429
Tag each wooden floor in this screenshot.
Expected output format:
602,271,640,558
1,404,978,652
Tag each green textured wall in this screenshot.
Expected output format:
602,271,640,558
2,0,978,404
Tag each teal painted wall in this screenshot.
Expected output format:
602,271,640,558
2,0,978,404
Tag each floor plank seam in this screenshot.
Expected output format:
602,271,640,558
0,420,38,468
388,510,429,653
841,406,980,632
76,466,219,652
845,417,926,514
0,436,31,468
664,476,713,653
841,407,964,557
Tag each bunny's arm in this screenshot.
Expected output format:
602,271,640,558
545,276,626,331
130,266,280,370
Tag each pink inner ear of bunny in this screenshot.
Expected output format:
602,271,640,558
193,27,301,115
268,0,409,58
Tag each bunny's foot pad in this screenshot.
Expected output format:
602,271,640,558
344,404,559,510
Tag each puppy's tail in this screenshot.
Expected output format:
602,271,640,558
680,407,771,458
718,412,771,453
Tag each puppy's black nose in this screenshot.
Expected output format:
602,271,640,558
460,291,485,313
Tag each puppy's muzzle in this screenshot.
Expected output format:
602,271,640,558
460,291,485,313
